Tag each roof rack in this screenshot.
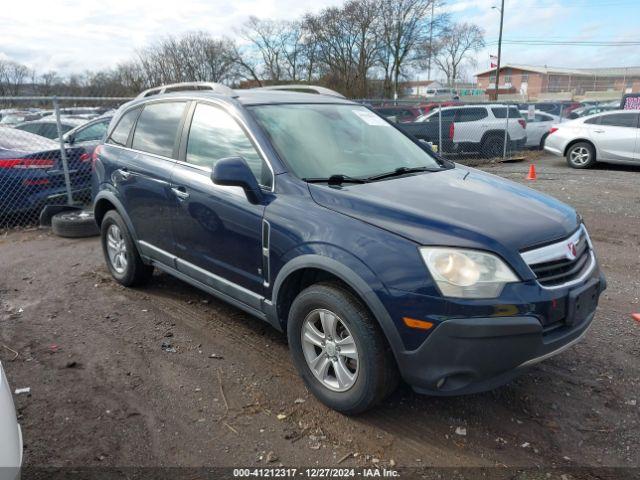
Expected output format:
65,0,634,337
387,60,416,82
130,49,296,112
136,82,236,99
256,85,345,98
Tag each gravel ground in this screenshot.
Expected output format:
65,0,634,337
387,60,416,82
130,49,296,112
1,154,638,477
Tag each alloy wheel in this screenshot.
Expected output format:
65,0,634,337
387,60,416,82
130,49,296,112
300,309,359,392
106,224,128,274
569,146,591,166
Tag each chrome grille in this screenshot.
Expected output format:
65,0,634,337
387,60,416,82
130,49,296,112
521,226,595,288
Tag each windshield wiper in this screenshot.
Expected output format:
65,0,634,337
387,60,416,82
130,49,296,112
302,174,369,185
366,166,436,182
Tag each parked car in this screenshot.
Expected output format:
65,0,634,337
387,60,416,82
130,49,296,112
544,110,639,168
520,102,581,118
93,84,605,414
373,105,423,123
14,117,85,140
0,362,22,475
416,101,462,117
519,110,559,148
411,104,527,157
63,115,112,154
0,129,91,220
0,111,45,126
567,105,618,119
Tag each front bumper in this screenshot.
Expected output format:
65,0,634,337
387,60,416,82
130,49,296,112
397,274,606,395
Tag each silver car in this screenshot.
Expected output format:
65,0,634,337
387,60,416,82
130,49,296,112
544,110,639,168
519,110,560,149
0,362,22,479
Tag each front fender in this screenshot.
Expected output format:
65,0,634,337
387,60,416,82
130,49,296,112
271,250,405,359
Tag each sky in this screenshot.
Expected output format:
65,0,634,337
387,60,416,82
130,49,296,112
1,0,639,79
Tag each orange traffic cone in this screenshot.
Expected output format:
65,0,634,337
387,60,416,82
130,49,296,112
526,164,537,181
632,313,640,323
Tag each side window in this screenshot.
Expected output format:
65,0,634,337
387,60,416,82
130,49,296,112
108,108,141,146
132,102,186,157
456,108,487,122
74,120,109,142
584,116,601,125
186,103,273,188
598,113,638,128
42,123,62,139
17,123,40,134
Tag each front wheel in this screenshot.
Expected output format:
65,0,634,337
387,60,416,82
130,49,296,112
287,283,398,414
566,142,596,169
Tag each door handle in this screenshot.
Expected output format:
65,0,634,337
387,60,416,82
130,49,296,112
593,129,605,133
117,168,132,179
171,186,190,200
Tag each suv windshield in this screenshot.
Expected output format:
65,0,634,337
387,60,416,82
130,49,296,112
249,104,443,180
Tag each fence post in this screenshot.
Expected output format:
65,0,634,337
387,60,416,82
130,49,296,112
559,104,564,123
502,102,510,160
53,97,74,206
438,103,443,153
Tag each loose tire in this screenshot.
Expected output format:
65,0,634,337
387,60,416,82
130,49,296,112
566,142,596,169
287,282,398,414
100,210,153,287
481,135,505,158
51,210,100,238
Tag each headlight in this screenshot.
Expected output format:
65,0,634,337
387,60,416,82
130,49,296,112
420,247,518,298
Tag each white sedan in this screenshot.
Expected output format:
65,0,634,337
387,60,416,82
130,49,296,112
544,110,639,168
519,110,560,149
0,362,22,478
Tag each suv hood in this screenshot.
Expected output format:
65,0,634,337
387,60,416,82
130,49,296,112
308,166,579,254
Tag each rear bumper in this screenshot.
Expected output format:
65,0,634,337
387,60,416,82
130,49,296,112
398,274,606,395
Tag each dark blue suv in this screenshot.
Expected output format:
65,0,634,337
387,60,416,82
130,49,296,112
92,83,605,414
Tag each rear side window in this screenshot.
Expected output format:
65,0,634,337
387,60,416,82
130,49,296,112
598,113,638,128
108,108,141,146
186,103,273,188
74,120,109,142
132,102,186,157
491,107,521,119
455,108,487,122
584,116,601,125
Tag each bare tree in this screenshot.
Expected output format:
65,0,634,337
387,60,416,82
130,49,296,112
379,0,439,98
0,60,31,96
433,23,484,87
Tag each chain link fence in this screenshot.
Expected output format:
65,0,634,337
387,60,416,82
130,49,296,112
0,96,130,228
358,99,583,160
0,91,608,229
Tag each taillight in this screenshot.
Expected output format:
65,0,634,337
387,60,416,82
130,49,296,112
518,119,526,129
80,153,91,163
548,127,559,135
0,159,55,169
91,145,103,169
23,178,50,186
449,123,455,140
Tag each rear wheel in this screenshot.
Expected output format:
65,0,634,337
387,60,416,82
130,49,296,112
51,210,99,238
100,210,153,286
481,134,505,158
287,282,398,414
566,142,596,169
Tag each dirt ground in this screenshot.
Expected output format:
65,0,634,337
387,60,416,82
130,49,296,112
1,154,639,476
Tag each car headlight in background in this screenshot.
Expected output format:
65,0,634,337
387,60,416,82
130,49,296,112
420,247,518,298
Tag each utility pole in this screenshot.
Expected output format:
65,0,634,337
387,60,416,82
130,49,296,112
493,0,505,100
427,0,435,81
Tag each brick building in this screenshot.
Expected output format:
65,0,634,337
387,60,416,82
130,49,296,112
475,64,640,99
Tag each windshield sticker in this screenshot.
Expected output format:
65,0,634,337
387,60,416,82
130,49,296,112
352,110,391,126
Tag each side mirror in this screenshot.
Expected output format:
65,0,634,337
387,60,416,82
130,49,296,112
64,134,74,145
211,156,263,204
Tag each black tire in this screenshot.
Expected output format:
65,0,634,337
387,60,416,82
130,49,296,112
287,282,398,415
481,134,505,158
100,210,153,287
566,141,596,169
51,210,100,238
